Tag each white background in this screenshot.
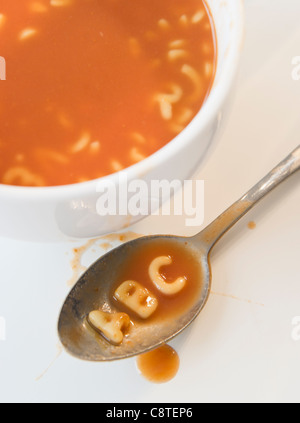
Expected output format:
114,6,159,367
0,0,300,403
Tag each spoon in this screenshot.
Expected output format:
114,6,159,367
58,145,300,361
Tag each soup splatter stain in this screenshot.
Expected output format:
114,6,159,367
35,343,63,382
248,221,257,230
67,231,143,287
211,290,264,307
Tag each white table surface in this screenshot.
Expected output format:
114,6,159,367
0,0,300,403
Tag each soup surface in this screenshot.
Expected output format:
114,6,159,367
111,238,203,324
0,0,216,187
87,238,203,348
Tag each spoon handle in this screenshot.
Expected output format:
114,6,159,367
194,145,300,251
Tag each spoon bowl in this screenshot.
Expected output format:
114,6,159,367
58,146,300,361
58,235,211,361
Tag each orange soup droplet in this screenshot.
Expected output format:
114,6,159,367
137,344,180,383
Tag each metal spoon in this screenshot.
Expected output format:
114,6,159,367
58,145,300,361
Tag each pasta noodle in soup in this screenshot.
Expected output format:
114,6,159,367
0,0,216,187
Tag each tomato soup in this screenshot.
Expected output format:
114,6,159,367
0,0,216,187
111,238,203,324
87,238,203,349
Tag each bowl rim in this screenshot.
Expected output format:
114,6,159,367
0,0,245,200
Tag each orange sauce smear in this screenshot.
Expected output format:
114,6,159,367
111,238,203,324
0,0,216,187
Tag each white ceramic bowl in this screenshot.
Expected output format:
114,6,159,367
0,0,245,242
